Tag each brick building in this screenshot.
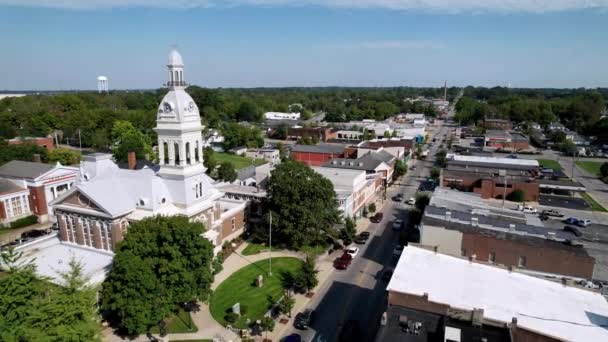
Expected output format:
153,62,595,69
291,143,345,166
484,130,530,150
0,160,79,223
483,118,512,130
377,246,608,342
442,154,540,201
7,136,55,151
287,127,337,142
420,188,594,279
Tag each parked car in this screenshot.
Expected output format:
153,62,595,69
564,226,583,237
410,165,416,170
381,269,394,282
577,219,592,227
393,245,404,258
392,219,403,231
294,309,315,330
20,229,50,240
345,246,360,258
405,197,416,205
370,212,383,223
392,194,403,202
334,253,352,270
506,154,518,159
564,217,579,225
542,209,564,217
354,232,370,244
517,205,537,214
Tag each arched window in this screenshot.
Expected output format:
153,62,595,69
195,141,200,162
163,142,169,165
175,70,179,83
174,143,180,165
179,70,183,84
185,142,191,165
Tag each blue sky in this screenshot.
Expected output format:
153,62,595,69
0,1,607,90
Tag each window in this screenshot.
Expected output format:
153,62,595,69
100,221,112,251
82,219,94,247
10,197,22,216
67,216,77,242
518,256,527,268
231,217,236,231
22,195,30,213
195,140,200,162
489,252,496,263
174,143,180,165
163,142,169,164
4,199,11,217
185,142,191,164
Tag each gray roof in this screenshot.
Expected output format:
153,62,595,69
291,143,345,154
237,165,256,180
0,179,26,195
0,160,55,179
323,150,395,171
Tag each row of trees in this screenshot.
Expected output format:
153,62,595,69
455,87,607,136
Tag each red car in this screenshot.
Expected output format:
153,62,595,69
370,212,383,223
334,253,353,270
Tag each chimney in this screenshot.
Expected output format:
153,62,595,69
33,153,41,163
511,317,518,327
128,151,137,170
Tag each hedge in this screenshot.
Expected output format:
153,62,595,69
9,215,38,229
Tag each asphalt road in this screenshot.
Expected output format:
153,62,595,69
279,123,451,342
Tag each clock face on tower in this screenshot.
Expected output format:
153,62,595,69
163,102,173,113
188,101,195,112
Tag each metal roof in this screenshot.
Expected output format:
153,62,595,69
0,160,55,179
0,179,27,195
291,143,345,154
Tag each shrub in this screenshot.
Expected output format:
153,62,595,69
507,189,526,202
240,305,249,315
9,215,38,229
225,312,239,323
368,203,376,214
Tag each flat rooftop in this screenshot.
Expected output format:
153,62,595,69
388,246,608,342
447,154,539,167
16,234,113,285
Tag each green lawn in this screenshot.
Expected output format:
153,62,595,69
581,192,607,212
241,242,269,256
214,152,266,171
210,257,302,329
537,159,562,171
149,308,198,334
576,161,603,176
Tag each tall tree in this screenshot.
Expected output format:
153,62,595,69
48,147,81,165
111,120,153,163
217,161,238,182
100,216,214,336
264,161,340,249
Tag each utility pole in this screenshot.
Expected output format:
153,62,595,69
269,212,272,277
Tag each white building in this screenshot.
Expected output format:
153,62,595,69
245,149,280,165
264,112,301,120
312,166,380,218
381,246,608,342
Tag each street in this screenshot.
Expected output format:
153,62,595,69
279,123,451,342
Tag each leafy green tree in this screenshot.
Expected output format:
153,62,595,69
507,189,526,202
0,141,48,166
260,316,275,333
277,142,287,162
340,217,357,245
277,291,295,318
111,120,152,163
100,216,214,336
48,147,81,165
430,167,441,179
293,255,319,294
236,101,261,122
415,194,430,212
600,162,608,178
217,161,238,182
383,130,390,138
263,161,340,249
368,203,376,214
394,159,407,178
435,149,447,168
203,147,217,174
221,122,264,150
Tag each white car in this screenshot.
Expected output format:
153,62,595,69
517,205,537,214
405,197,416,205
345,247,360,258
577,219,591,227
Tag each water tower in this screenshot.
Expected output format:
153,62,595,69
97,76,108,93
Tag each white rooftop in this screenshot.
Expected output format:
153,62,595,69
17,235,113,286
447,153,539,167
388,246,608,342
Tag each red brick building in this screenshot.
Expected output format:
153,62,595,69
484,130,530,150
483,118,512,130
443,170,540,201
7,136,55,151
291,143,345,166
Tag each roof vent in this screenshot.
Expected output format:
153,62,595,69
358,162,364,167
509,224,516,231
471,217,479,226
340,161,345,165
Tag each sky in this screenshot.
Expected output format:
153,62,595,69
0,1,607,90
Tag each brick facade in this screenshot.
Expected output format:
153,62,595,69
444,176,539,201
291,151,344,167
287,127,337,142
7,136,55,151
461,233,594,279
220,210,245,241
28,185,48,215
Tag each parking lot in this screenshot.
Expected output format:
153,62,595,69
539,194,590,211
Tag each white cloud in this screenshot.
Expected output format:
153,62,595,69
2,0,608,12
324,40,445,50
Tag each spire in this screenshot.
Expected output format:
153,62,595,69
167,49,185,89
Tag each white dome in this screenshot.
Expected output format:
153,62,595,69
157,88,200,123
168,49,184,66
97,75,107,81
